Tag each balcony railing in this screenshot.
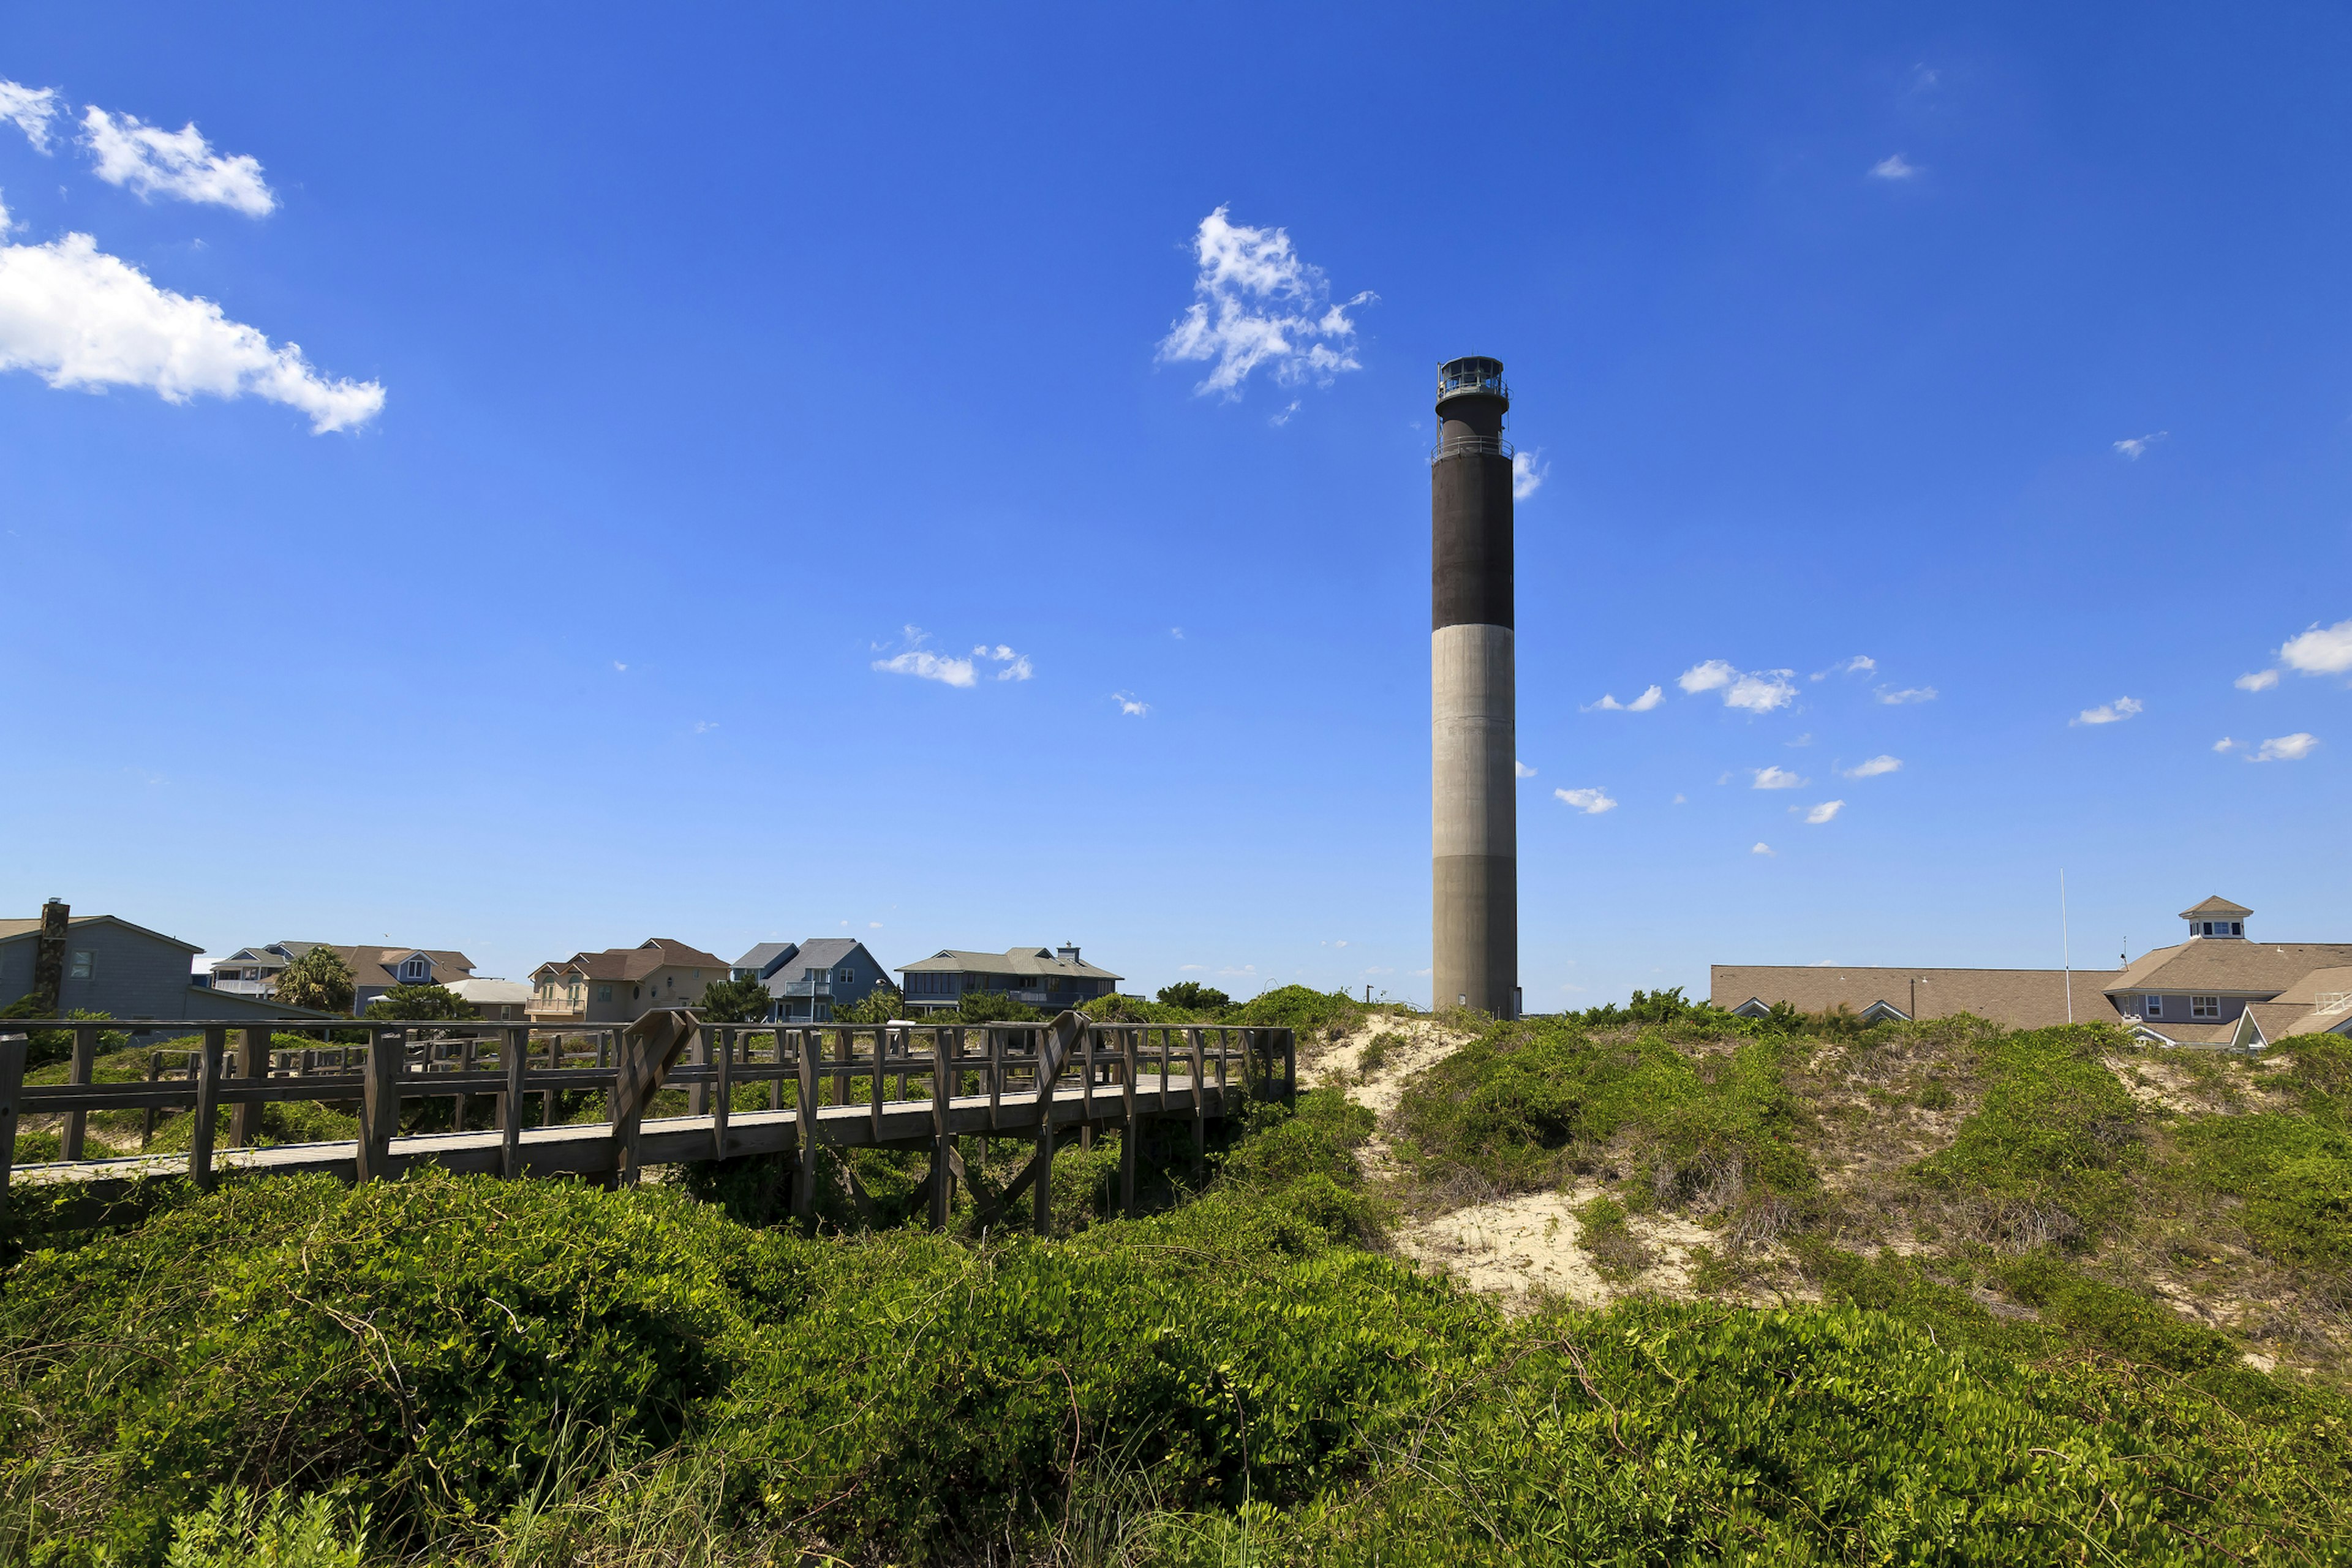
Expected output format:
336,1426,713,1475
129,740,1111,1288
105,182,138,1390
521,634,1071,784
1435,364,1509,404
1430,433,1514,465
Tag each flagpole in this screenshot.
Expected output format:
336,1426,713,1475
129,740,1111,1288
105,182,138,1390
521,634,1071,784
2060,870,2073,1024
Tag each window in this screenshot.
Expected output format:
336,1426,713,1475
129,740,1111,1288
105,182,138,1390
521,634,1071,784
69,949,92,979
399,957,428,982
2192,995,2220,1019
837,968,853,983
597,984,613,1003
2231,922,2243,936
2144,995,2164,1017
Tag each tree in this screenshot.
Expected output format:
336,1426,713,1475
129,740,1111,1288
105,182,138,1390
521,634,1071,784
833,984,904,1025
366,984,476,1022
1156,981,1231,1012
957,989,1044,1024
276,947,355,1014
697,976,773,1024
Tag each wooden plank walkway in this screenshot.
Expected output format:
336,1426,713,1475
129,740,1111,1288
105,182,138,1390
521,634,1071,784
0,1011,1296,1233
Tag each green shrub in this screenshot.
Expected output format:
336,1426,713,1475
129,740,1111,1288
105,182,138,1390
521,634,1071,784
1392,1018,1813,1199
1155,981,1231,1012
157,1487,368,1568
1911,1025,2141,1241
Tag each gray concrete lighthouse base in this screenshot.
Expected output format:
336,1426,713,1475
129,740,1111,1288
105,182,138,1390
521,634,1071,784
1433,622,1518,1016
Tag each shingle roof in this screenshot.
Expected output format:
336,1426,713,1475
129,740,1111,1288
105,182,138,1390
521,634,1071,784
897,946,1123,982
0,914,203,953
333,946,477,989
533,938,728,984
2103,942,2352,998
1709,965,2125,1029
2180,895,2255,919
733,941,797,976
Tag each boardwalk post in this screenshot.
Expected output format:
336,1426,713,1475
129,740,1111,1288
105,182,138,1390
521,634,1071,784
688,1022,710,1118
357,1028,405,1184
793,1028,818,1226
612,1011,691,1188
868,1026,885,1142
712,1025,733,1161
929,1026,952,1231
1080,1025,1096,1151
1189,1029,1207,1184
189,1027,226,1190
228,1025,268,1148
143,1052,161,1148
1284,1028,1296,1106
0,1033,27,1200
500,1026,529,1178
1120,1027,1138,1218
987,1027,1003,1130
61,1022,98,1161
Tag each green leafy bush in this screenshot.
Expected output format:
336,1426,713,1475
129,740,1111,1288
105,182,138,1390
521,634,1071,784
159,1487,368,1568
1392,1017,1813,1200
1911,1024,2141,1242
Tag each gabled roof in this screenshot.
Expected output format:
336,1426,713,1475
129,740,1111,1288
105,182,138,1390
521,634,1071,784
2180,895,2254,919
336,947,477,989
534,938,728,984
734,941,798,976
897,946,1123,981
2104,943,2352,998
0,913,203,954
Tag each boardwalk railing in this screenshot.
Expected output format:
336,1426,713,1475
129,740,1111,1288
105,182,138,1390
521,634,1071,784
0,1011,1295,1232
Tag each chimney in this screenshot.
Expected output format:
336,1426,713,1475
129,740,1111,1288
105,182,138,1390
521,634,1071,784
1431,356,1519,1020
31,898,68,1012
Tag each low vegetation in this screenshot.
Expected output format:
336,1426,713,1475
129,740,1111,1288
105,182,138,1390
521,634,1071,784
6,989,2352,1564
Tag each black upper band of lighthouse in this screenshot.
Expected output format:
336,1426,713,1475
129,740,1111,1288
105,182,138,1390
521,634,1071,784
1431,356,1513,631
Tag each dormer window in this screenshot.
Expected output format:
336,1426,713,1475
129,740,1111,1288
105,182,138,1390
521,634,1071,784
399,956,429,982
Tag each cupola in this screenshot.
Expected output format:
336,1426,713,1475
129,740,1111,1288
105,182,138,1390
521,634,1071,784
2179,895,2252,940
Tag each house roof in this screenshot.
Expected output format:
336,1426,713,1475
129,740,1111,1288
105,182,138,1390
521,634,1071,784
1708,965,2125,1030
762,939,874,995
331,946,478,990
0,913,205,954
2264,965,2352,1008
447,977,534,1006
734,941,798,976
897,946,1125,982
534,938,728,984
2180,895,2255,919
2103,942,2352,998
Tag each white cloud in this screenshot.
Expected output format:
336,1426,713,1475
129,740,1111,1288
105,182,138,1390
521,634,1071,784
973,644,1033,681
1752,765,1806,790
2235,669,2280,692
1752,842,1775,856
1155,205,1371,399
1874,685,1938,704
81,107,275,216
611,660,627,672
1841,755,1902,778
0,227,383,430
691,720,718,734
1678,660,1797,712
1169,627,1184,639
1870,154,1918,180
1515,760,1536,777
2113,431,2168,460
1111,691,1149,716
1672,793,1687,804
2214,737,2237,753
1512,448,1547,500
0,81,60,151
2071,696,2143,726
2250,733,2319,763
872,627,976,687
1555,786,1618,815
1802,800,1845,824
2280,618,2352,676
1812,654,1875,681
1586,684,1664,712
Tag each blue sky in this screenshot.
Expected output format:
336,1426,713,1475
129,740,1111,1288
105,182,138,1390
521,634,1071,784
2,5,2346,1006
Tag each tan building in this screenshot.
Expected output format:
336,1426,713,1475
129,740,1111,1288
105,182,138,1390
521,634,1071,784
205,941,475,1016
528,938,729,1024
1713,896,2352,1047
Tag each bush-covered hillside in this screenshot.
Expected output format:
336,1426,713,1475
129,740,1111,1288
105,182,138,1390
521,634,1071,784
4,1001,2351,1565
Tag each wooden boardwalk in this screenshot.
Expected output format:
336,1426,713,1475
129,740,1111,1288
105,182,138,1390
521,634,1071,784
0,1011,1295,1232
